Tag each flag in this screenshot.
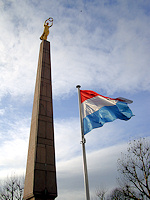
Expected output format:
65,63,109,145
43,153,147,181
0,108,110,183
80,90,134,135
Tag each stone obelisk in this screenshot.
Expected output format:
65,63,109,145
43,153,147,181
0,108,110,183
23,40,57,200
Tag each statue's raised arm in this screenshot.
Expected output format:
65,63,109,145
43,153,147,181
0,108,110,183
40,17,53,41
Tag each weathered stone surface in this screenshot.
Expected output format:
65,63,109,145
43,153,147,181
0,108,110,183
23,40,57,200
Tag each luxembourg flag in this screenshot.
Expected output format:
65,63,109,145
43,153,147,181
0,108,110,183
80,90,134,135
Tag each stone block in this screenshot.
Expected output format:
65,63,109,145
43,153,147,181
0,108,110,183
36,144,46,163
46,171,57,194
46,122,54,140
38,120,46,138
40,81,47,96
46,145,55,165
34,170,45,192
46,83,52,98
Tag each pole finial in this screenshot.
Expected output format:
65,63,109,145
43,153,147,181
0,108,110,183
76,85,81,88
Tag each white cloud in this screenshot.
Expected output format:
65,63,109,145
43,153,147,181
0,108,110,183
52,12,150,96
0,0,150,101
56,142,128,200
0,139,27,166
55,118,81,161
0,119,29,179
0,109,5,115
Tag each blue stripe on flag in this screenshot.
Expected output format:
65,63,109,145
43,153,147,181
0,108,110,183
83,102,134,135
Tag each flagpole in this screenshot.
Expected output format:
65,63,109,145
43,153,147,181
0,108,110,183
76,85,90,200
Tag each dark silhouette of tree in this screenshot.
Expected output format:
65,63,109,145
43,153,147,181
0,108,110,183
117,138,150,200
91,186,108,200
0,175,24,200
96,188,107,200
107,188,126,200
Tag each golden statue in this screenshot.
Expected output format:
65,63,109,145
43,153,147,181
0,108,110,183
40,18,53,40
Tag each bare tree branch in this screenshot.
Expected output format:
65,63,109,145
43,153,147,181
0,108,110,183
117,138,150,200
0,175,24,200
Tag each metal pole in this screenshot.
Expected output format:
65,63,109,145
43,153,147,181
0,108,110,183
76,85,90,200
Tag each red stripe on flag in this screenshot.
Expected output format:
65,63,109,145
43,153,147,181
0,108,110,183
80,90,116,103
80,90,99,103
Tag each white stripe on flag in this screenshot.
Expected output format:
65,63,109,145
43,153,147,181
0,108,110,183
81,95,117,119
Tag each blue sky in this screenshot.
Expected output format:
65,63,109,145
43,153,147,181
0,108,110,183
0,0,150,199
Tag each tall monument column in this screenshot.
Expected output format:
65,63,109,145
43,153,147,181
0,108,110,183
23,40,57,200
